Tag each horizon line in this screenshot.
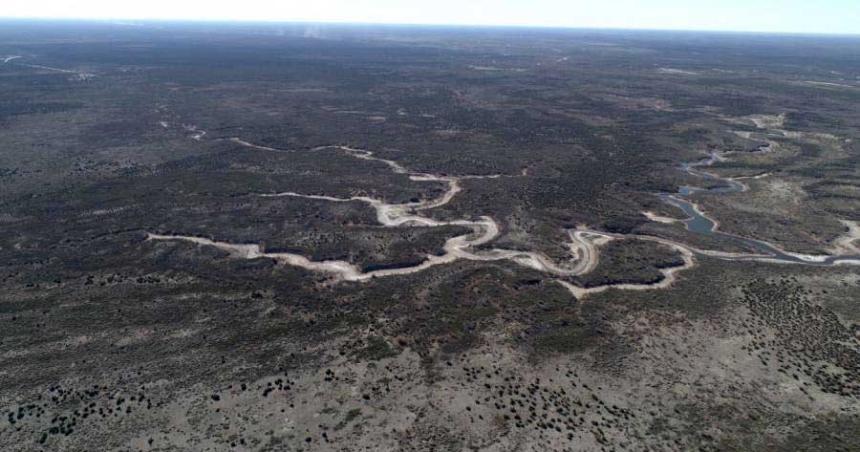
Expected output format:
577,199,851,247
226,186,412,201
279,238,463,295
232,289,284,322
1,16,859,38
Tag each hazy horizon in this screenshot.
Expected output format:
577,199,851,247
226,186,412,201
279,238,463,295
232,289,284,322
3,17,860,38
2,0,859,36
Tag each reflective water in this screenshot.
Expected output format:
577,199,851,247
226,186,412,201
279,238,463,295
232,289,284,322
662,153,860,265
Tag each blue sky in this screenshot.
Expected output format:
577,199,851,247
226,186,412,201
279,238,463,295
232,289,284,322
3,0,859,35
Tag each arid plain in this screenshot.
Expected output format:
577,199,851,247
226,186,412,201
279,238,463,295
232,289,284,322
1,21,859,451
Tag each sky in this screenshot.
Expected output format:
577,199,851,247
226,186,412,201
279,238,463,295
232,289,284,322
2,0,859,35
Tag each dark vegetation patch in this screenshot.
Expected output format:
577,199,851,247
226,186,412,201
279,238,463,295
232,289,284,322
0,101,83,120
574,239,684,288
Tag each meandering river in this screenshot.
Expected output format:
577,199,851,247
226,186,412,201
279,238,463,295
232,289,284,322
661,151,860,266
146,125,860,297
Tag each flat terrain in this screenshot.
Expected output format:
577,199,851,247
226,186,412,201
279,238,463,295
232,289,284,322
1,21,859,451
